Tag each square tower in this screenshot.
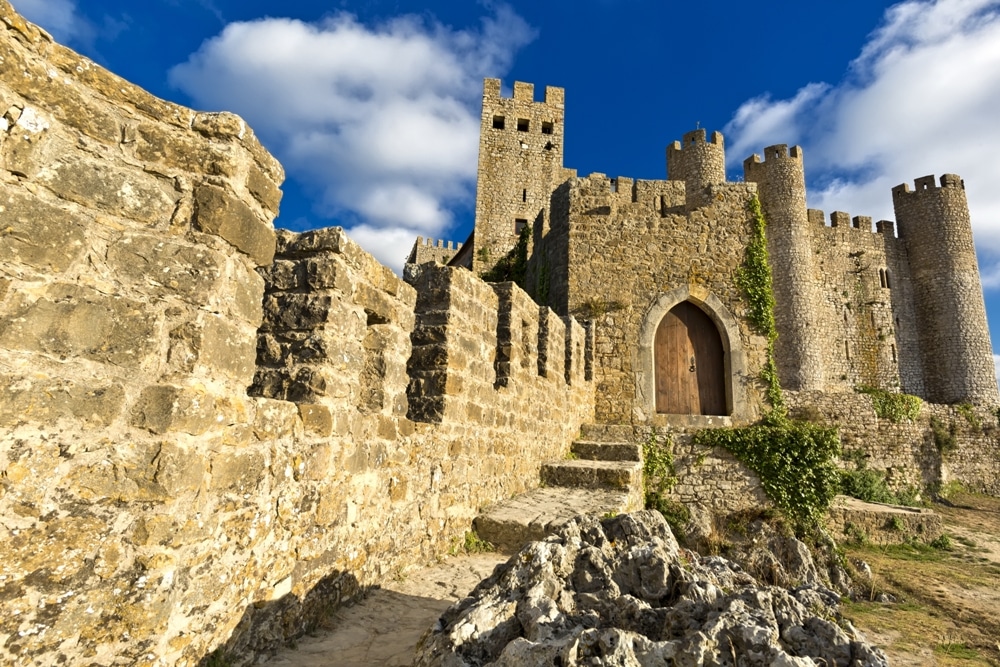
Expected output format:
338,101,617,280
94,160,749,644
472,79,567,273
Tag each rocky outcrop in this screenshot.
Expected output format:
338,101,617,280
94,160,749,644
415,511,887,666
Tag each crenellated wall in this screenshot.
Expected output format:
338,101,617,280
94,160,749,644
0,6,595,665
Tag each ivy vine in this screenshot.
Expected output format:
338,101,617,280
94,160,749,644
855,385,922,423
481,224,531,286
693,416,841,531
691,194,842,533
642,429,690,539
737,194,783,413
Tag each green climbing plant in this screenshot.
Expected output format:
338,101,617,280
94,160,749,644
481,224,531,285
694,415,841,531
855,385,922,423
737,194,783,413
642,429,689,538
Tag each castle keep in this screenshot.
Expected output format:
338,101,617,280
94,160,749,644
1,3,999,664
413,79,999,423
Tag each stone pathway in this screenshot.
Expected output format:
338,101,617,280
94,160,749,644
264,553,506,667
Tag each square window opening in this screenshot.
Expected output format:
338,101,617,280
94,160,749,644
541,121,554,135
517,118,530,132
515,218,528,234
492,115,505,130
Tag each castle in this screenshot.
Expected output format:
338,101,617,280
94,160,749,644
409,79,999,424
1,3,999,665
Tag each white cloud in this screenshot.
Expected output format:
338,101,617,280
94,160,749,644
170,7,535,273
725,0,1000,271
13,0,92,43
995,354,1000,385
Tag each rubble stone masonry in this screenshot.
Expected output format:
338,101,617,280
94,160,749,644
0,5,594,665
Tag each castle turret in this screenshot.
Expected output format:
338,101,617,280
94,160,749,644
472,79,567,274
893,175,998,404
744,145,825,391
667,129,726,207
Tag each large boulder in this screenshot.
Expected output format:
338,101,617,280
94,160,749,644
415,511,887,666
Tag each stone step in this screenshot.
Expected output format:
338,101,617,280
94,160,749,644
473,487,637,553
541,459,642,491
579,423,637,443
571,440,642,462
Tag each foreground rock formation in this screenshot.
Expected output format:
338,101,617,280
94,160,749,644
415,511,887,666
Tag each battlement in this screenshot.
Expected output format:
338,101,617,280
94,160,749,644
415,236,462,251
668,128,724,152
483,78,565,106
743,144,803,171
808,208,896,236
892,174,966,199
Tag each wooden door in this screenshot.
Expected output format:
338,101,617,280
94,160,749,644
654,302,726,415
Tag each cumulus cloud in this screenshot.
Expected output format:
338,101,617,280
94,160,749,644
725,0,1000,275
171,6,535,272
13,0,93,44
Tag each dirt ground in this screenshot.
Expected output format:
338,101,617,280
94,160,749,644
841,491,1000,666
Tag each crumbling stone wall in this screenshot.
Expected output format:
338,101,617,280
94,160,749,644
787,391,1000,496
0,6,596,665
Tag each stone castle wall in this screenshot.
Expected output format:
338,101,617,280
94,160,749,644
532,172,772,424
0,7,595,665
787,391,1000,496
805,211,922,394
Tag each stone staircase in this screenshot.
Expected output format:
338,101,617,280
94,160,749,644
473,426,645,552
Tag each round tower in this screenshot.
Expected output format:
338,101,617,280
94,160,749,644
667,129,726,207
743,145,825,391
893,174,998,405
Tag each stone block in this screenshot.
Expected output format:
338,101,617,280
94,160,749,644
230,257,265,326
299,403,334,436
0,284,158,368
0,185,87,272
194,184,276,266
247,163,283,214
167,314,256,386
136,121,240,177
262,293,347,332
262,259,304,291
0,374,125,428
107,233,224,304
209,448,267,494
305,256,353,292
251,397,300,440
131,384,222,435
18,147,175,225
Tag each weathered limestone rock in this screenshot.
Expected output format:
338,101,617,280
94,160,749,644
415,512,887,667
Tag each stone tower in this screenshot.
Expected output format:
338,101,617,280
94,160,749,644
893,175,998,405
472,79,566,273
667,129,726,207
744,145,825,391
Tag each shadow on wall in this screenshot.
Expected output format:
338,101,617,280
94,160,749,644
198,570,362,666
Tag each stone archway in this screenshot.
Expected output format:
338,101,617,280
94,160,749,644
636,286,750,422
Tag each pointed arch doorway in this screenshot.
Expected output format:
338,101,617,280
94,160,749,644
654,301,726,415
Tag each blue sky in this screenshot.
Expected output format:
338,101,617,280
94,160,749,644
14,0,1000,367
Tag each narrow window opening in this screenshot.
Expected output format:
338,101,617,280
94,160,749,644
610,179,618,193
517,118,529,132
845,341,851,361
891,344,897,363
843,310,848,324
885,269,892,289
514,218,527,234
541,121,554,135
878,268,886,289
870,311,876,327
492,115,505,130
522,188,527,202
